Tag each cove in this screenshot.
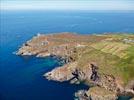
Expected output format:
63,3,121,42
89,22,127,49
0,55,88,100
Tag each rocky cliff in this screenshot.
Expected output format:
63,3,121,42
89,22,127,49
16,32,134,100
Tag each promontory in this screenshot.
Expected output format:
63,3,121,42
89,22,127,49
16,32,134,100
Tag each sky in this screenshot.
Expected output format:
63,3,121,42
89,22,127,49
1,0,134,11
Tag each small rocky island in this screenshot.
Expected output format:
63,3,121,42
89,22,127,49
16,32,134,100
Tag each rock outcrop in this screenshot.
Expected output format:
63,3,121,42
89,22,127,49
125,80,134,96
75,90,89,100
86,86,118,100
44,62,77,82
75,87,118,100
130,97,134,100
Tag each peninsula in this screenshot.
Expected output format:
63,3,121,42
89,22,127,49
16,32,134,100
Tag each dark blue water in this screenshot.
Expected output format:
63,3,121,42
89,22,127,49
0,10,134,100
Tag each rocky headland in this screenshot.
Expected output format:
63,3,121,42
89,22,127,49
16,32,134,100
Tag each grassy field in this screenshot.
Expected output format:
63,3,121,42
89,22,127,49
75,34,134,85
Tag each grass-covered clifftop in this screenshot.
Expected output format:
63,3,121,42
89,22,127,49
17,32,134,98
61,33,134,85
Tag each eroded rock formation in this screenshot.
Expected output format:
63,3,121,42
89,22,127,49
16,33,134,100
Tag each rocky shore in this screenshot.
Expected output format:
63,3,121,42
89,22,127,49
16,32,134,100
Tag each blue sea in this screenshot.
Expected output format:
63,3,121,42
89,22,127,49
0,10,134,100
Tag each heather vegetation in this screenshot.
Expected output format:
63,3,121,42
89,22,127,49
17,32,134,86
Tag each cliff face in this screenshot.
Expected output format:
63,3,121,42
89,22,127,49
87,87,118,100
44,62,77,82
16,32,134,100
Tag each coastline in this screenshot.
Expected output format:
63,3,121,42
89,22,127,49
16,32,134,100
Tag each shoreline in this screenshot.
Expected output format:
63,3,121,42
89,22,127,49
16,32,134,100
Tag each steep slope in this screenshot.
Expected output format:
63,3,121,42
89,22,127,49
16,32,134,100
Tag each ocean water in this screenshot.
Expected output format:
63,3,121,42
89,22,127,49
0,10,134,100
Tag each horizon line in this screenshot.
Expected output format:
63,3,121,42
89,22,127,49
1,1,134,11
